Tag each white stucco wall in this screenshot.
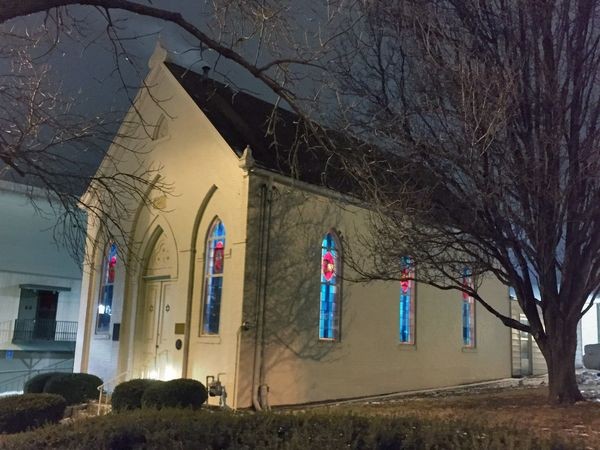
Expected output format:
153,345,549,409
236,177,513,407
75,57,249,394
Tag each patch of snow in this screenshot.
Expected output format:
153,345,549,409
0,390,22,397
577,369,600,400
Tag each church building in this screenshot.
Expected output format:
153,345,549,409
74,44,512,408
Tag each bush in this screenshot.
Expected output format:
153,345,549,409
0,409,573,449
111,379,163,412
141,378,207,410
42,373,103,405
0,393,66,434
23,372,64,394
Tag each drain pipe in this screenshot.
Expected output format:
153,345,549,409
251,181,273,411
251,183,267,411
259,182,274,410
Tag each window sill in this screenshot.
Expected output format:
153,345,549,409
397,343,417,351
198,335,222,344
462,347,477,353
318,338,338,343
93,333,111,340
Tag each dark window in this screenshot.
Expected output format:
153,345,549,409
96,242,117,334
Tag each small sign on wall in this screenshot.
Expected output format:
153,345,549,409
112,323,120,341
5,350,13,360
175,323,185,335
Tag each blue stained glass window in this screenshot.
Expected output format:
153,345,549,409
202,220,226,335
320,232,340,340
96,242,117,334
462,268,476,347
399,257,415,344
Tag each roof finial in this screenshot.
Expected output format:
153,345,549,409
238,145,255,170
149,39,168,69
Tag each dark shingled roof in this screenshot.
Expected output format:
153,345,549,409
165,62,352,192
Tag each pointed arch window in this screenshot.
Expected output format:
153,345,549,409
320,231,341,340
202,219,226,335
96,242,117,334
462,268,476,348
399,257,415,344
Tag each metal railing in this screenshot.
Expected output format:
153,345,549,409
0,361,73,394
97,371,130,415
12,319,77,342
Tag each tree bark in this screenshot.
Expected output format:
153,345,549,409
539,318,584,404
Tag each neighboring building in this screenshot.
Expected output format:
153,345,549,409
0,180,81,391
509,297,547,377
580,299,600,367
75,43,514,408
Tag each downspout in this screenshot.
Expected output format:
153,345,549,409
259,183,274,410
251,183,267,410
251,181,273,411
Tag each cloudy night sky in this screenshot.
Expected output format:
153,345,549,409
1,1,292,181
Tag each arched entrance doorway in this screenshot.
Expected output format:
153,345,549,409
133,228,179,379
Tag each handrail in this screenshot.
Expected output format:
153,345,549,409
97,370,130,415
0,359,74,394
12,319,77,342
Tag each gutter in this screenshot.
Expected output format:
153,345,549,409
249,166,360,206
251,181,273,411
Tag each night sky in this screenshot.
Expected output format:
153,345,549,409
1,1,282,184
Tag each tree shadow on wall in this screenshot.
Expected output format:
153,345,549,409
248,183,356,370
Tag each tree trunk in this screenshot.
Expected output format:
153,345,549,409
539,318,584,404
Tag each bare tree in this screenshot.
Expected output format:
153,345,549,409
0,26,173,263
0,1,345,262
331,0,600,404
4,0,598,406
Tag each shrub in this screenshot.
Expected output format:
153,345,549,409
111,379,163,412
141,378,207,410
0,393,66,434
0,409,573,449
23,372,64,394
42,373,103,405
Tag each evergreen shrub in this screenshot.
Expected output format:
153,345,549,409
23,372,63,394
0,393,66,434
0,409,574,449
141,378,207,409
42,373,103,405
111,379,163,412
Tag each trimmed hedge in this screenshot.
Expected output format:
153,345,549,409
42,373,103,405
141,378,207,410
0,394,66,434
0,408,575,449
111,379,163,412
23,372,64,394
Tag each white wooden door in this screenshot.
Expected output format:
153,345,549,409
139,280,173,378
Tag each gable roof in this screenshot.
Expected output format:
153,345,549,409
164,62,352,192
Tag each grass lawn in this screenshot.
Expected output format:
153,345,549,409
314,385,600,449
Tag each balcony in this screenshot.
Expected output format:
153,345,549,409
12,319,77,344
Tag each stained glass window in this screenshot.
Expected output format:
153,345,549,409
462,268,476,348
96,242,117,334
320,232,340,340
399,257,415,344
202,219,226,335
